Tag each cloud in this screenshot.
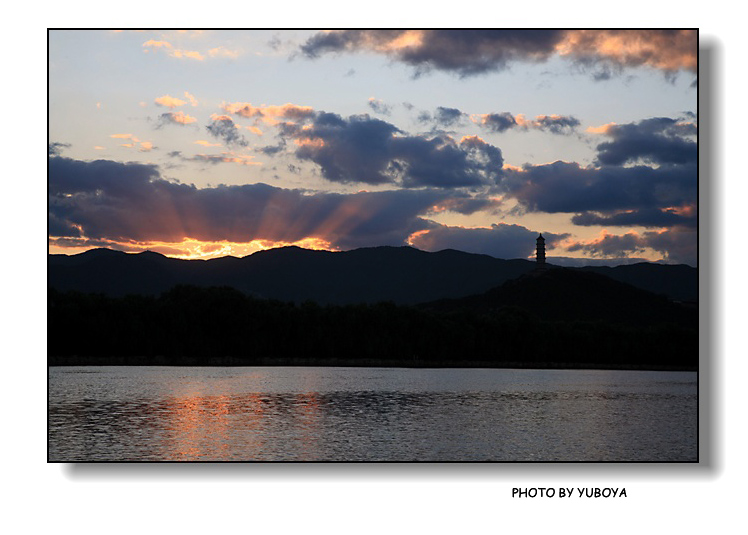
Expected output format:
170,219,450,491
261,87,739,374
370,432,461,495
222,102,315,125
523,114,581,135
49,155,475,250
184,91,199,106
426,196,504,215
640,227,697,265
167,150,259,166
109,133,155,151
208,46,241,59
299,30,696,77
156,111,198,127
592,116,697,166
186,153,260,166
170,49,205,61
48,142,71,156
142,39,204,61
367,98,392,116
300,30,564,77
473,112,580,135
142,39,173,50
418,106,466,128
473,112,517,133
566,230,648,257
500,160,696,215
206,114,248,146
280,112,504,188
154,94,187,108
571,206,697,229
408,221,569,259
564,227,696,266
558,29,697,74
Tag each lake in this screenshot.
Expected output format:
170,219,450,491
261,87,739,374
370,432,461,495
48,366,697,462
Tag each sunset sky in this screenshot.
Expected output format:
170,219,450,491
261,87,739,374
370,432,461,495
48,29,697,266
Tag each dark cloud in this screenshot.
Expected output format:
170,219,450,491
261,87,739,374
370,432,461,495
48,142,71,156
48,156,160,198
564,29,697,74
500,160,696,214
475,112,579,135
49,212,82,238
300,30,564,77
154,112,198,129
206,116,249,147
566,232,647,257
283,112,503,188
299,30,696,77
532,115,581,135
595,117,697,166
571,207,696,229
48,155,485,250
256,140,287,156
641,228,697,265
477,112,517,133
367,98,392,116
409,221,569,259
565,228,696,266
426,197,504,215
428,107,465,127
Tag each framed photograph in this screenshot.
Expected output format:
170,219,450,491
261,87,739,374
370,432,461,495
48,29,698,462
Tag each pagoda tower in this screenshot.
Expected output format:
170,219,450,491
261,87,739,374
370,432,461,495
535,233,546,269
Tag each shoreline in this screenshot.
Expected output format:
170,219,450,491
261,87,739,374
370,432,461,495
48,359,697,372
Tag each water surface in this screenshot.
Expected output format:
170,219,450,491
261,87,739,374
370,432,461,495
48,366,697,461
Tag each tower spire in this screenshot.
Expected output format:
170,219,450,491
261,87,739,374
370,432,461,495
535,233,546,269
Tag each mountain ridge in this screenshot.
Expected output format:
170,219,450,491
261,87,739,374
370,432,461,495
48,245,698,305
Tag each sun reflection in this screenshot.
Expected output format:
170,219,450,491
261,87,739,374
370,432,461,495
160,389,324,460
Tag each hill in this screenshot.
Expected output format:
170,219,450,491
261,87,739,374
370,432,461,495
422,267,697,328
48,246,697,305
49,246,536,304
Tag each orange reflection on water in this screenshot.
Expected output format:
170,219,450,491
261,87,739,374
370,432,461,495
162,390,322,461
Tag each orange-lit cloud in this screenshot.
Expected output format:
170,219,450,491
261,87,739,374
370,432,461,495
300,30,697,77
208,46,241,58
50,237,334,260
166,111,197,125
194,140,222,147
142,39,173,50
223,102,315,125
557,29,697,73
109,133,154,151
184,91,198,106
155,94,187,108
586,122,617,134
191,152,261,166
171,49,204,61
49,157,452,254
142,39,205,61
407,221,569,259
563,229,652,259
206,114,248,146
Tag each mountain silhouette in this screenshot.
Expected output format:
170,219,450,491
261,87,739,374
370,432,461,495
48,246,697,306
422,267,697,327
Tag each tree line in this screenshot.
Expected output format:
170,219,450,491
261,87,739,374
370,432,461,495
48,285,697,370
